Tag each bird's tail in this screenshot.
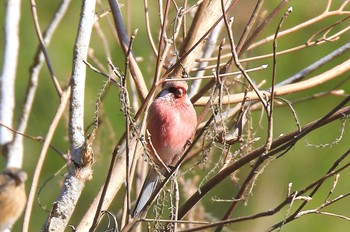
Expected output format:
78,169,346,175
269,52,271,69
132,169,161,217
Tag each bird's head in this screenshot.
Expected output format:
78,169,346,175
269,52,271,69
161,80,188,99
2,168,27,186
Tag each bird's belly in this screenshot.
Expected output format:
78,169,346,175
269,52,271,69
150,120,191,165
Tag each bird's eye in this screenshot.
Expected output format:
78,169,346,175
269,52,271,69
171,87,184,98
175,88,184,98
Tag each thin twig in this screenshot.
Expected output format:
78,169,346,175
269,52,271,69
211,10,295,231
23,88,71,232
277,40,350,86
268,148,350,230
153,0,172,84
108,0,148,100
199,15,350,65
144,0,158,55
174,64,268,81
163,0,238,79
248,1,350,50
89,59,124,232
93,21,112,60
236,0,265,53
178,128,350,232
188,17,225,97
30,0,63,96
267,6,293,148
0,120,66,159
123,29,138,224
221,0,267,110
240,0,291,54
194,58,350,106
178,97,350,220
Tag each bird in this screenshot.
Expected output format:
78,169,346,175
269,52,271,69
132,80,197,217
0,167,27,232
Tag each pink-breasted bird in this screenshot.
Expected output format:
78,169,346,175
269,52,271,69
133,80,197,217
0,167,27,232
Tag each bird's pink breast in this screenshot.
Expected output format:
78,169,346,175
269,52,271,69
147,97,197,166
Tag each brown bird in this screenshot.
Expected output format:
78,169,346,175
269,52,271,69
0,167,27,232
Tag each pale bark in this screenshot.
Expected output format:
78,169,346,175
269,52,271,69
0,0,21,168
42,0,96,231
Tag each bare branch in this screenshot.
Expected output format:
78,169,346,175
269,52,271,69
23,88,71,232
249,1,350,50
30,0,63,96
195,58,350,106
42,0,97,230
143,0,158,56
277,40,350,86
178,97,350,220
8,0,71,172
240,0,291,54
108,0,148,100
0,0,21,164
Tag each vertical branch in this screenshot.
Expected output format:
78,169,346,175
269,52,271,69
0,0,21,167
88,55,146,231
69,0,96,161
108,0,148,100
171,178,180,232
153,0,171,84
267,7,293,150
239,0,291,54
144,0,158,56
23,88,71,232
7,0,70,173
221,0,267,110
236,0,264,53
188,19,225,98
76,1,155,229
123,29,138,225
30,0,62,96
214,8,294,232
167,0,233,79
42,0,96,231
